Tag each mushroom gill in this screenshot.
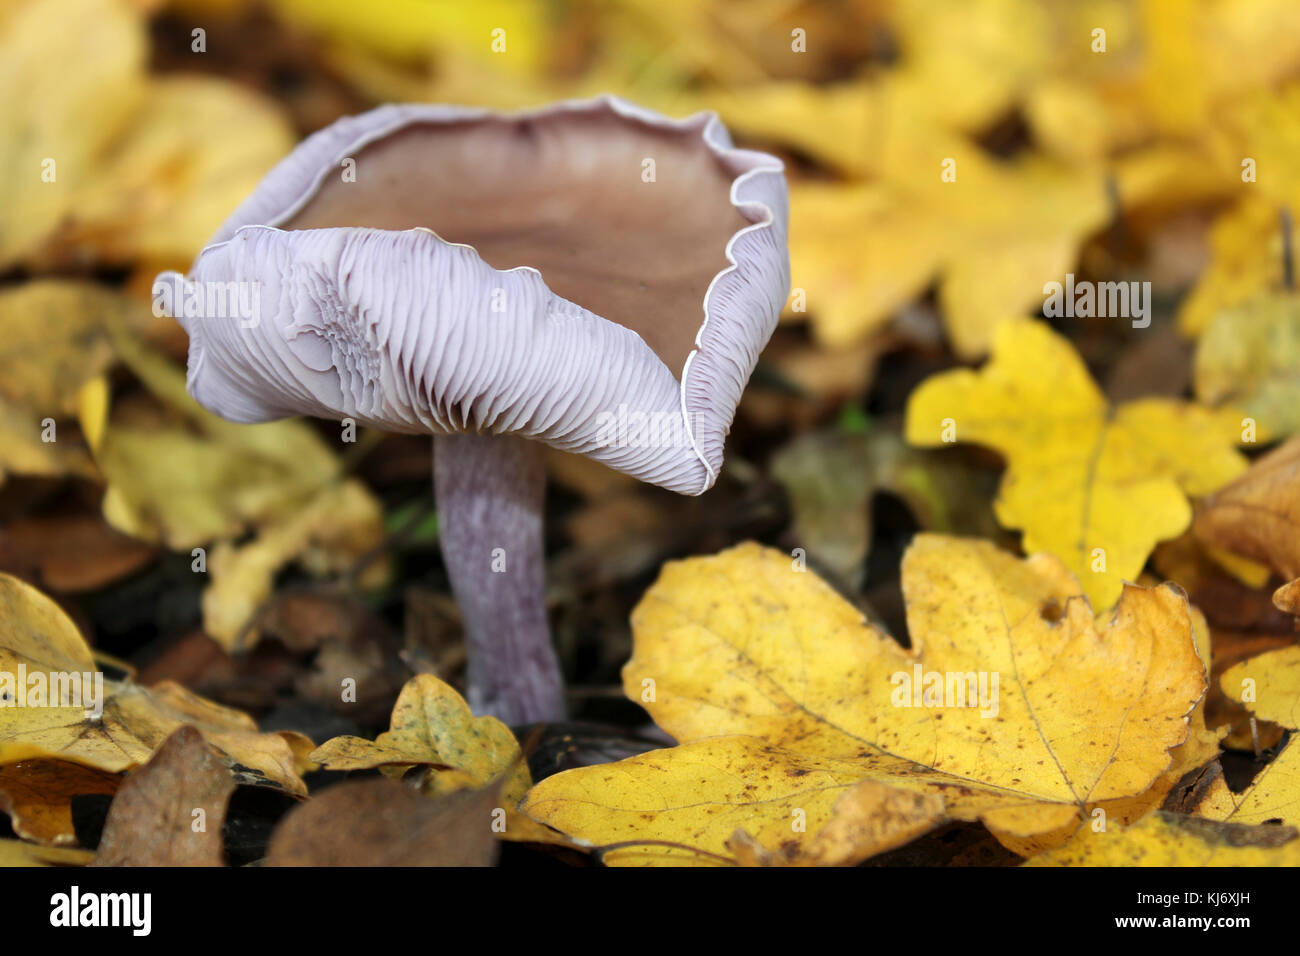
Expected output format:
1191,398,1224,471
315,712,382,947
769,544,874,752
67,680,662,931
282,111,753,379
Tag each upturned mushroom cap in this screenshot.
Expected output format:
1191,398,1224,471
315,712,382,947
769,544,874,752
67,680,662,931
158,95,789,495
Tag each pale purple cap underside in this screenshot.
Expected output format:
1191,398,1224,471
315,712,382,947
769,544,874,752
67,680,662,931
158,95,790,495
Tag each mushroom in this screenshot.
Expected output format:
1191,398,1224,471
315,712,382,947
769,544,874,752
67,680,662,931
155,96,789,725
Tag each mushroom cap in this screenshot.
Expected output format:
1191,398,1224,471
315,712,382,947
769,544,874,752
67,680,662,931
156,95,789,495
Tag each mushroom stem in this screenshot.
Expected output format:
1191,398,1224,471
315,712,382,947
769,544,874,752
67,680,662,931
433,432,566,724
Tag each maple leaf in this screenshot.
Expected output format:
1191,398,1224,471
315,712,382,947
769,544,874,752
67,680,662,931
522,536,1206,864
906,318,1248,610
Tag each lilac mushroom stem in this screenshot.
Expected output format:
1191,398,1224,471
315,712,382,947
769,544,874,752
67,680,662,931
433,432,566,724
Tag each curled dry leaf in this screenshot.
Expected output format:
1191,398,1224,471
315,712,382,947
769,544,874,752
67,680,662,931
92,726,234,866
1275,578,1300,618
522,536,1207,864
727,780,945,868
0,760,120,846
1195,434,1300,582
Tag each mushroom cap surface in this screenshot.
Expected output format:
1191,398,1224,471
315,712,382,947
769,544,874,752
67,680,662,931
158,95,789,495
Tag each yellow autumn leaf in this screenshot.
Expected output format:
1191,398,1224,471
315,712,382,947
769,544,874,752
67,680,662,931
1178,198,1287,339
522,536,1206,864
268,0,549,75
1194,434,1300,581
312,674,562,843
1195,292,1300,439
792,157,1108,358
0,572,310,795
0,281,147,485
0,0,144,268
1176,81,1300,337
1203,646,1300,828
202,480,386,651
1025,811,1300,866
726,780,945,867
905,318,1248,610
95,333,345,550
59,75,294,265
0,0,292,270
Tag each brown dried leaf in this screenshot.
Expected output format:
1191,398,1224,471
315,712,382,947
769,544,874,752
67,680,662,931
265,777,500,867
92,726,234,866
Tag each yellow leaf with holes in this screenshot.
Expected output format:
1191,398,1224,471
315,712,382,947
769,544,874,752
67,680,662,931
522,537,1206,865
1204,646,1300,828
905,319,1248,610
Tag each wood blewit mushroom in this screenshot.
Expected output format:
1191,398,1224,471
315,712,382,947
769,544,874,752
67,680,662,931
155,96,789,725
